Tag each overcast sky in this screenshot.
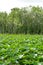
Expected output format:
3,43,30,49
0,0,43,13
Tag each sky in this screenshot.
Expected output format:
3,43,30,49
0,0,43,13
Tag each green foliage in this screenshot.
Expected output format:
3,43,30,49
0,34,43,65
0,6,43,34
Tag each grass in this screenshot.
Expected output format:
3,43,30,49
0,34,43,65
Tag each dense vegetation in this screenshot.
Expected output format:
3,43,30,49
0,34,43,65
0,6,43,34
0,6,43,65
